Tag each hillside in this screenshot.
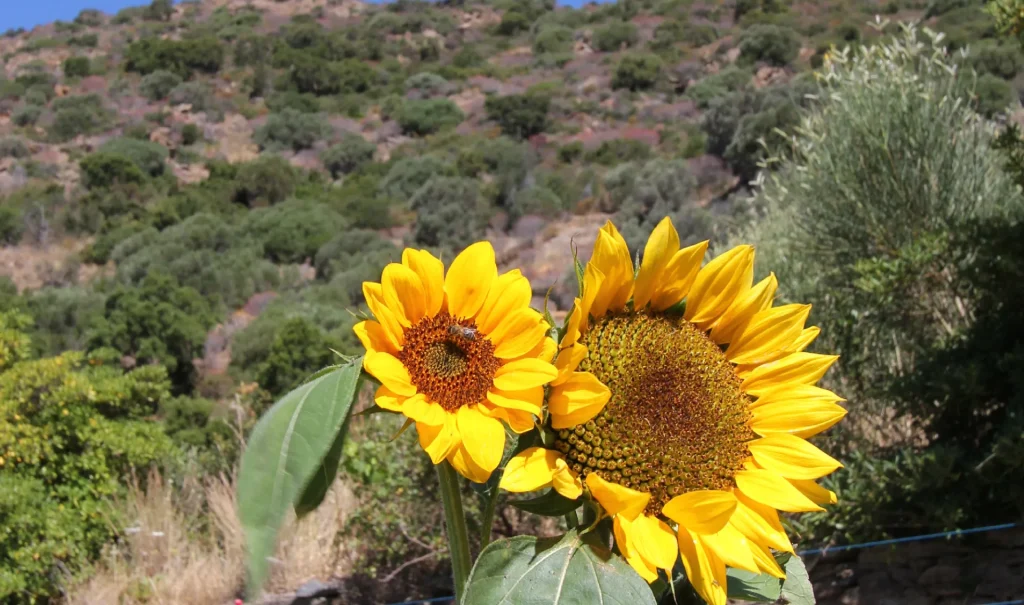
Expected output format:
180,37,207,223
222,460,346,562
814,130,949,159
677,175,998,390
3,0,1024,603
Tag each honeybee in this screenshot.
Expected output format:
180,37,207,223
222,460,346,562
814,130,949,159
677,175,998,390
448,325,478,341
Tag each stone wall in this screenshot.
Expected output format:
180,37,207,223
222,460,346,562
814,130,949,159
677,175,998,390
808,527,1024,605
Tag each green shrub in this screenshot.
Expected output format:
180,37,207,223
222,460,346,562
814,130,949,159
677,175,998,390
79,152,146,189
321,134,376,177
266,90,320,114
606,158,704,249
74,8,105,26
124,36,225,78
83,221,150,264
167,81,216,114
139,69,183,101
11,105,41,127
612,52,663,90
63,56,91,78
532,24,574,55
404,72,450,97
380,155,452,201
558,141,584,163
181,123,201,146
234,155,298,206
509,185,566,221
0,207,22,245
241,200,349,263
484,93,550,139
49,94,109,142
396,99,464,136
685,66,751,109
160,395,237,474
593,20,639,51
68,33,99,48
738,24,800,66
23,286,107,355
335,58,376,94
314,228,398,282
967,40,1024,79
144,0,174,21
254,109,333,151
278,52,341,96
497,10,531,35
0,136,29,159
254,317,335,396
970,72,1015,116
456,136,536,206
411,177,492,248
100,137,168,177
585,138,652,166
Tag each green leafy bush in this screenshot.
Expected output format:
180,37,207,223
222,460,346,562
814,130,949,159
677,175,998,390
234,155,298,206
11,104,41,127
253,317,335,397
970,72,1015,116
79,152,146,189
509,185,566,221
241,200,349,264
404,72,450,97
23,286,107,355
497,10,531,35
411,177,492,248
314,228,398,283
139,69,183,101
181,123,201,146
605,158,705,249
966,40,1023,79
685,66,751,109
0,136,28,159
266,91,321,114
74,8,104,26
0,207,22,245
254,109,333,151
321,134,376,177
585,138,652,166
124,36,225,78
592,20,639,51
62,56,91,78
379,155,452,201
50,95,110,142
396,99,464,136
612,52,662,90
484,93,550,139
558,141,584,163
738,24,801,66
99,137,168,177
167,81,216,114
532,24,574,56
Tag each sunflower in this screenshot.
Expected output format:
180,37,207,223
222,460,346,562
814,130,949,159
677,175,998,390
500,219,846,605
355,241,558,483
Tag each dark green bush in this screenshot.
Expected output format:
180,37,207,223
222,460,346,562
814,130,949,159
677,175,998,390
139,69,183,101
50,95,110,142
321,134,376,177
254,109,333,151
606,158,704,249
612,53,663,90
314,228,398,282
970,73,1015,117
181,123,201,146
396,99,464,136
558,141,584,163
23,286,107,355
379,155,452,201
404,72,450,97
63,56,91,78
241,200,348,263
0,206,22,245
738,24,800,66
124,36,225,78
585,138,652,166
74,8,104,26
411,177,492,248
335,59,377,94
592,20,639,51
144,0,174,21
83,221,150,264
266,91,321,114
234,155,298,206
68,33,99,48
967,41,1024,79
99,138,168,177
79,153,146,189
254,317,335,396
532,24,574,55
11,105,41,127
167,81,216,114
484,93,550,139
509,185,566,221
685,66,751,109
0,136,29,159
497,10,531,36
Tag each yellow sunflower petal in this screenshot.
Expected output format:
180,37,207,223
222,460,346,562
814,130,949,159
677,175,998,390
363,282,405,350
586,472,650,520
478,403,535,433
445,241,497,319
577,263,606,336
727,304,812,366
353,320,396,356
382,262,427,327
417,417,460,464
731,493,794,554
749,382,844,409
456,404,505,477
615,516,659,583
700,522,759,574
735,469,824,512
493,358,558,391
630,514,679,571
749,541,786,578
476,270,532,335
364,352,417,397
526,336,557,363
373,385,406,412
790,326,820,352
490,309,550,360
748,434,843,480
740,352,840,397
552,342,588,386
677,527,727,605
486,386,543,415
789,478,838,506
449,442,492,483
633,217,680,311
711,273,778,345
548,372,611,429
661,490,737,535
552,457,584,499
684,245,754,330
402,394,447,426
499,447,560,493
402,248,445,316
588,222,634,317
650,240,708,311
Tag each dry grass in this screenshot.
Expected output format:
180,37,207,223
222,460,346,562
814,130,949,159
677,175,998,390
67,468,356,605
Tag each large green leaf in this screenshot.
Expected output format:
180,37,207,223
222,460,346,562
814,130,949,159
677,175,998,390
726,567,782,602
463,529,657,605
779,553,815,604
237,359,363,595
509,488,581,517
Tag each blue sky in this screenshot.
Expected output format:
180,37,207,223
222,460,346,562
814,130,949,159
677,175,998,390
2,0,596,32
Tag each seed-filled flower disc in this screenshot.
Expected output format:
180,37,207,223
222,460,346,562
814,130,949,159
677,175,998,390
500,219,846,605
355,242,558,483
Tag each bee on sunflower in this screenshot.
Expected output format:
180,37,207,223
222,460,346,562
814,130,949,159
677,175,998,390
501,218,846,605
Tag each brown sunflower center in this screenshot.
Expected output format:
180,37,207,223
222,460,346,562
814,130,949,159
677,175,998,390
554,312,754,515
398,311,501,411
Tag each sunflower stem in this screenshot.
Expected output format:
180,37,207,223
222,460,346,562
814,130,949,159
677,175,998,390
437,461,472,603
479,485,500,551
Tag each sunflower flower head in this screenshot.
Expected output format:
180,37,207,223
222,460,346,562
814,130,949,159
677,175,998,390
355,242,558,483
500,218,846,605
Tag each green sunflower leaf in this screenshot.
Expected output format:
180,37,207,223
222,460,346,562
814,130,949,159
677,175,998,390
779,553,815,604
508,488,581,517
725,567,783,602
237,358,363,597
463,529,657,605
